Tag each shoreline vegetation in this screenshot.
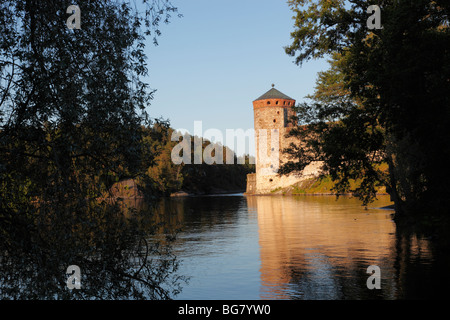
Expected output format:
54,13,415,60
245,174,389,197
138,124,255,198
87,123,255,202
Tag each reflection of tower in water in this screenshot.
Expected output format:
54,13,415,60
246,195,434,299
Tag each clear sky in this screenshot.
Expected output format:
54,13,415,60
144,0,329,156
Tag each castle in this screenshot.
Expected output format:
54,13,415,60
245,85,321,195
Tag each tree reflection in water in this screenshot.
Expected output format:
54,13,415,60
250,195,450,300
0,199,186,300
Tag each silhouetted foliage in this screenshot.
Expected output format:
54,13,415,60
282,0,450,217
0,0,186,299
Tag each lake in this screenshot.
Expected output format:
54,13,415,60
153,194,449,300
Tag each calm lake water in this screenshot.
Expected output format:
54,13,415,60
153,194,449,300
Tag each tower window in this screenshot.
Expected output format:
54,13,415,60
273,119,276,123
276,101,279,105
269,179,273,182
283,101,286,105
277,111,280,114
267,101,270,105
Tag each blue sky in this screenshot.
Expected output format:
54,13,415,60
144,0,329,155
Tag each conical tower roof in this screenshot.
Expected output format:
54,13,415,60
254,86,294,101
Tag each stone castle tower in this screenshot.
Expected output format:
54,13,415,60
246,85,320,194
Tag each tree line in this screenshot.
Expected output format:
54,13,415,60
138,122,255,198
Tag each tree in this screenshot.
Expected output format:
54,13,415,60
0,0,185,299
282,0,450,216
141,123,184,196
280,51,387,206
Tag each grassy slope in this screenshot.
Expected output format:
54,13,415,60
272,175,387,195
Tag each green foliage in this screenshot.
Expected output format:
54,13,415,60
283,0,450,215
138,124,255,196
138,122,183,196
0,0,185,299
0,0,180,204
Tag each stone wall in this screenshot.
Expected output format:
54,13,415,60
253,162,322,194
245,173,256,194
246,90,323,195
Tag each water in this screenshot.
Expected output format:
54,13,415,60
1,193,447,300
154,194,448,300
